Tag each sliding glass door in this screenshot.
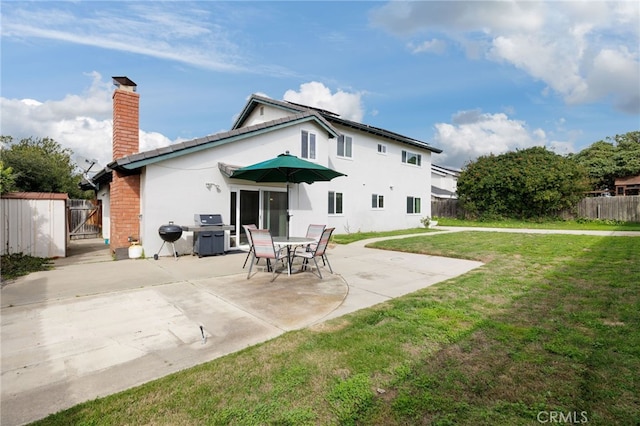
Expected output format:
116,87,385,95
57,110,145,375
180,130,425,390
231,188,286,245
263,190,287,237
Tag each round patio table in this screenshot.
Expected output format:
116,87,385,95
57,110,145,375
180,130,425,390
273,236,317,275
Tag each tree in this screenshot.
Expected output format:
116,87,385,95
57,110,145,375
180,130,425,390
612,131,640,178
0,136,91,198
457,146,590,219
0,160,17,194
570,131,640,191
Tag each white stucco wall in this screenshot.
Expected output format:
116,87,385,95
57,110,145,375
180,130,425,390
97,186,110,242
432,169,458,194
133,115,435,256
139,121,336,256
242,103,290,126
325,126,433,233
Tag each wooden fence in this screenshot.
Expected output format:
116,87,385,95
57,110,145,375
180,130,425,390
431,199,462,218
431,196,640,222
67,199,102,239
571,196,640,222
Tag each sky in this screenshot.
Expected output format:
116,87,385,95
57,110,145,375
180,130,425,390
1,1,639,173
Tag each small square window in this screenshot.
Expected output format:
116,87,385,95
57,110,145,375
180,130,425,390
371,194,384,209
406,196,421,214
377,144,387,154
301,130,316,159
329,191,343,214
338,135,353,158
402,150,421,166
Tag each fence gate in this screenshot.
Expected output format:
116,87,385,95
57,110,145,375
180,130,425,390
68,199,102,239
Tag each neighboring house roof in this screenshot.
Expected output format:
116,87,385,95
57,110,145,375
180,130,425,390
1,192,69,200
233,94,443,154
615,175,640,186
432,164,461,175
431,186,457,198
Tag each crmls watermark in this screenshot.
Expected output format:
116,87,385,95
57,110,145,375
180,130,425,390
537,411,589,424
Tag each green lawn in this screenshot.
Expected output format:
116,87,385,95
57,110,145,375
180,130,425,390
33,232,639,425
435,217,640,231
331,219,640,245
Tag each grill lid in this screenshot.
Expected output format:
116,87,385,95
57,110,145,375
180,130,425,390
194,214,224,226
158,223,183,242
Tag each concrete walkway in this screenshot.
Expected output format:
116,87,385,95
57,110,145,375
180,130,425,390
1,235,483,426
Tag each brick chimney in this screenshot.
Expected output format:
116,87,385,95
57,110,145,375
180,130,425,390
110,76,141,255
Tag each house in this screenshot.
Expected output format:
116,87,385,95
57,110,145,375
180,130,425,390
86,77,442,258
615,175,640,196
431,164,460,200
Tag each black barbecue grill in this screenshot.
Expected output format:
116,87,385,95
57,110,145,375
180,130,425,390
184,214,234,257
154,222,182,260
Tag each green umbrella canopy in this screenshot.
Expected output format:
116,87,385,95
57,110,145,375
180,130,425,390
230,152,346,184
231,152,346,238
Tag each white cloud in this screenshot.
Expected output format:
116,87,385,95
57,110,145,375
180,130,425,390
409,39,447,55
283,82,365,122
371,1,640,114
432,109,548,168
1,77,365,173
0,72,173,169
0,3,275,75
370,1,545,35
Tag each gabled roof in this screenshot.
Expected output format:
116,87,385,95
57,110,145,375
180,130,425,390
233,94,443,154
80,111,340,190
431,186,457,198
432,164,461,176
111,110,338,172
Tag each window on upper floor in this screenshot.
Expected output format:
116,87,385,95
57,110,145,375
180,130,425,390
371,194,384,209
406,196,421,214
301,130,316,159
337,135,353,158
328,191,343,214
377,143,387,154
402,150,422,166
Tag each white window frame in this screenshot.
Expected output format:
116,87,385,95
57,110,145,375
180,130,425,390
301,130,316,160
406,196,421,214
402,149,422,166
377,143,387,155
328,191,343,215
337,134,353,158
371,194,384,209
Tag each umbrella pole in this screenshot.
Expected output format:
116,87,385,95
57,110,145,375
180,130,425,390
286,182,290,239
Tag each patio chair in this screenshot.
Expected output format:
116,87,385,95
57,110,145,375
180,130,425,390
293,227,334,279
304,224,326,251
242,224,258,268
294,224,326,256
247,228,288,281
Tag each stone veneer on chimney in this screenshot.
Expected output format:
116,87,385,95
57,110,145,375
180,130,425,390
110,77,141,253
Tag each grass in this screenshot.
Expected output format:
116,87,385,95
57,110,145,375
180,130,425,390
332,227,434,244
435,217,640,231
32,231,639,425
0,253,53,281
332,219,640,244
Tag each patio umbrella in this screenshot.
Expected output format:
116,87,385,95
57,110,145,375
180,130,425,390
230,151,346,238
